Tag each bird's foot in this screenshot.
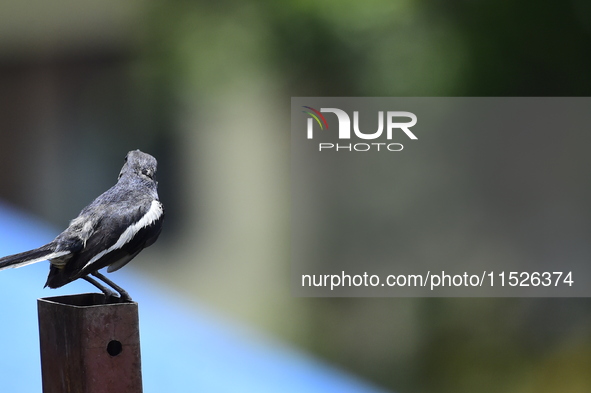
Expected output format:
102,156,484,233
116,289,132,302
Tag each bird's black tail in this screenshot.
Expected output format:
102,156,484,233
0,243,65,271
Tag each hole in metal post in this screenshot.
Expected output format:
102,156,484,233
107,340,123,356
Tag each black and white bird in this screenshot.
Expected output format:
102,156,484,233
0,149,164,301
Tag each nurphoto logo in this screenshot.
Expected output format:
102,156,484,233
302,106,418,152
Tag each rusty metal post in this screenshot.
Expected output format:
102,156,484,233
37,293,142,393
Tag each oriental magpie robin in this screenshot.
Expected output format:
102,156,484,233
0,150,164,301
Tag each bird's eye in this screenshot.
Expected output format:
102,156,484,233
141,169,153,179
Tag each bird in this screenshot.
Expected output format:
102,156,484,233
0,149,164,301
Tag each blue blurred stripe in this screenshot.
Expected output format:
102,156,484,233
0,201,389,393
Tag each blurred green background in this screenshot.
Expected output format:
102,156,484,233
1,0,591,392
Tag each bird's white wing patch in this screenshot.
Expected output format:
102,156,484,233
82,200,163,271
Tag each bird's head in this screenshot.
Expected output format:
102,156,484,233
118,150,158,183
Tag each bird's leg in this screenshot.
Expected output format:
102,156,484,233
92,271,132,301
83,275,118,299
